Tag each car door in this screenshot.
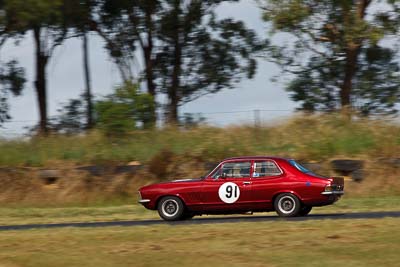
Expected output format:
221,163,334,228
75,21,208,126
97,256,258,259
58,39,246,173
200,160,253,212
250,160,285,209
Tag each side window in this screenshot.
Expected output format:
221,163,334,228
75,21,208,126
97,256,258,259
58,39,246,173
221,162,251,178
211,167,222,179
253,161,282,177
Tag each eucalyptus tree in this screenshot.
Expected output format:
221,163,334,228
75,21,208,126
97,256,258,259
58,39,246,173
1,0,69,134
262,0,400,114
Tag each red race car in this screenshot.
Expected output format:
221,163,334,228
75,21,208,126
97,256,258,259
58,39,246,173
138,156,344,221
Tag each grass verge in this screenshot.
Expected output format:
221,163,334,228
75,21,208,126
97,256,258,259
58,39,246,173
0,114,399,167
0,218,399,267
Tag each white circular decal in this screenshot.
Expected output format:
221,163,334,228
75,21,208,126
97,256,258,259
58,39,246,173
218,182,240,204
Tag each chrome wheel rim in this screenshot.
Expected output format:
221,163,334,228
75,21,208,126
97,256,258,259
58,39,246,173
278,196,296,214
161,199,179,217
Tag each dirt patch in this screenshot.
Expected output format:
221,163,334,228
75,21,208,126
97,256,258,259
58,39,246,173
0,166,154,206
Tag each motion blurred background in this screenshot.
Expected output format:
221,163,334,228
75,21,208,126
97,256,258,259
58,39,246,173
0,1,399,266
0,0,399,203
0,0,399,202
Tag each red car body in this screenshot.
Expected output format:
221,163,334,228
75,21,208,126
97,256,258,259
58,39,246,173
138,156,344,220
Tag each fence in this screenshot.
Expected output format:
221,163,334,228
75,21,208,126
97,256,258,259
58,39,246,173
179,109,294,127
0,109,295,138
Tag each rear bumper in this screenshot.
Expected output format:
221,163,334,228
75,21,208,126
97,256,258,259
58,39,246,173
138,199,151,204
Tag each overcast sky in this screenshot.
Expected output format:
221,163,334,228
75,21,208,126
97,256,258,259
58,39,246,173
0,0,298,137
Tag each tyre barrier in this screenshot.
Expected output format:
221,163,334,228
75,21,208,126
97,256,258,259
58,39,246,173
330,159,365,182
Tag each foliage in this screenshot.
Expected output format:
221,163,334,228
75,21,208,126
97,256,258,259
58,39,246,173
50,98,87,134
287,46,400,114
93,0,265,123
2,0,66,38
0,60,26,124
179,113,206,128
262,0,400,114
95,82,155,135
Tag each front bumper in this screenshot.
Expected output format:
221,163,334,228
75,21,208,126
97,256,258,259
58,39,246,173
138,191,152,206
321,190,344,195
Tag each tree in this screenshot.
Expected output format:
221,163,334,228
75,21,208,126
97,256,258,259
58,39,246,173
1,0,68,134
156,1,264,124
64,0,96,129
87,0,153,125
262,0,400,114
93,0,264,124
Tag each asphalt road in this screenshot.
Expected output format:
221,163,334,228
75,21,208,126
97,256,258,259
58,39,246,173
1,211,400,231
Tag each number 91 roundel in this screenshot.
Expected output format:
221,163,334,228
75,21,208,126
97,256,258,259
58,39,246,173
218,182,240,204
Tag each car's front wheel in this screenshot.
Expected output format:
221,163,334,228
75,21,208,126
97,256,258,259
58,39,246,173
157,196,185,221
274,193,301,217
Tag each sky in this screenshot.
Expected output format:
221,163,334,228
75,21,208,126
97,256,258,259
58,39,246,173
0,0,298,137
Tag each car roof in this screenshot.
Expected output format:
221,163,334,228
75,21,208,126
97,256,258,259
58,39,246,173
223,156,291,161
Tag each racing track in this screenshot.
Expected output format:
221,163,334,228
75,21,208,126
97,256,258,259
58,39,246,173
1,211,400,231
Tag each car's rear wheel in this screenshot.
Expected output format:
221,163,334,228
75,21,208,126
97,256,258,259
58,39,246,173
158,196,185,221
274,193,301,217
299,206,312,216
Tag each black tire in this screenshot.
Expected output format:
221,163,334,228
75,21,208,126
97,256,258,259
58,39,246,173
298,206,312,216
157,196,185,221
183,213,195,220
274,193,301,217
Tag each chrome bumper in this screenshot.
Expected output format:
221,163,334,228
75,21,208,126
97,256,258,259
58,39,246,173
321,191,344,195
137,191,150,204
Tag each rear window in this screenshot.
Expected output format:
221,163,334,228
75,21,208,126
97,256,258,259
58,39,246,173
289,160,312,173
289,160,327,178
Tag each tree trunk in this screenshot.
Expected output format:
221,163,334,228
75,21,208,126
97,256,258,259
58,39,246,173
167,37,181,125
33,27,49,135
82,32,93,129
166,1,181,125
339,0,370,114
340,45,360,111
144,10,155,98
143,8,156,126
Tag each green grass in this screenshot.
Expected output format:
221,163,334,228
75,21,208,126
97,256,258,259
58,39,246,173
0,114,399,167
0,196,399,226
0,218,399,267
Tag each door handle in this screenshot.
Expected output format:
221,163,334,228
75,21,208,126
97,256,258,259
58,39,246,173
243,181,252,185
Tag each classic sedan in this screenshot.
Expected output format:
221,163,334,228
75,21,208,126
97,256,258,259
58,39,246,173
138,156,344,221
